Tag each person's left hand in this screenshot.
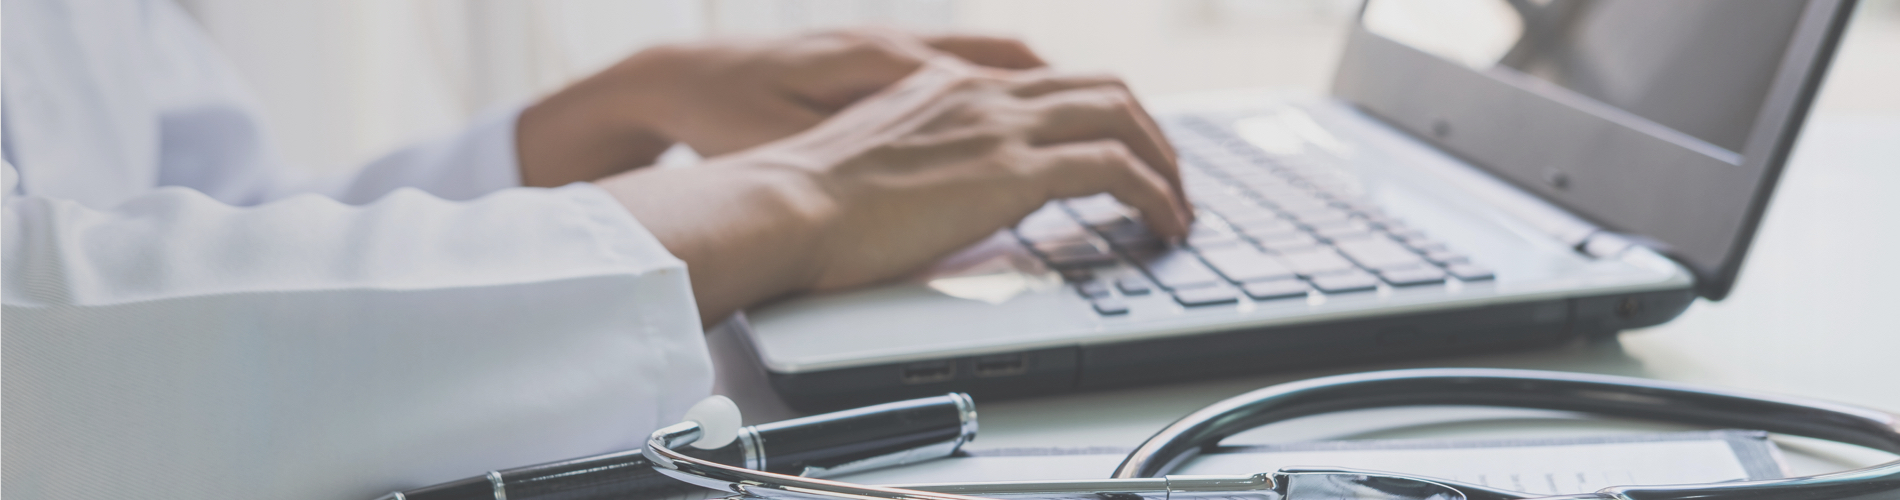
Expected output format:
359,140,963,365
516,28,1047,187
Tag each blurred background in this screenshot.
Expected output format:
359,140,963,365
175,0,1899,175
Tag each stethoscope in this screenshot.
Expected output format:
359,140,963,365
644,368,1900,500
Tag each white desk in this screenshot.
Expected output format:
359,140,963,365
711,113,1900,480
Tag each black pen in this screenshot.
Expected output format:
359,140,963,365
379,393,977,500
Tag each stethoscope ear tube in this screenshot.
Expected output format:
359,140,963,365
1113,368,1900,499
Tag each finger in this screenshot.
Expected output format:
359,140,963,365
922,34,1048,70
1030,140,1190,238
1005,72,1124,99
1025,86,1186,212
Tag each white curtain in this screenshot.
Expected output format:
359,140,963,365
174,0,1360,176
174,0,956,175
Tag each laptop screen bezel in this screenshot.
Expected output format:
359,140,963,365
1330,0,1857,300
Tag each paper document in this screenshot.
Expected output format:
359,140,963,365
834,430,1787,497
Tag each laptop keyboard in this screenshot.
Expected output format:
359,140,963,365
1012,116,1494,315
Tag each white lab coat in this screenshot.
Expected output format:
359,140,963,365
1,1,715,498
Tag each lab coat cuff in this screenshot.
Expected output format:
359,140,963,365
553,182,691,280
461,104,529,192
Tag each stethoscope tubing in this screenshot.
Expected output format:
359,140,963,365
650,368,1900,500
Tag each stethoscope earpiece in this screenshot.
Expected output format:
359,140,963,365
682,395,743,450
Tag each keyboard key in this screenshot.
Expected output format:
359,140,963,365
1059,268,1094,282
1312,223,1375,242
1074,279,1112,298
1447,264,1496,281
1196,247,1297,283
1032,240,1105,257
1275,248,1358,276
1043,246,1119,269
1386,227,1428,242
1064,194,1125,224
1233,220,1303,242
1256,232,1323,252
1015,204,1085,239
1242,279,1310,301
1091,296,1130,315
1092,218,1162,249
1115,276,1153,295
1172,286,1240,307
1288,208,1354,227
1187,233,1244,250
1135,251,1225,290
1220,211,1292,228
1310,271,1380,294
1423,249,1470,265
1379,266,1447,287
1334,237,1431,271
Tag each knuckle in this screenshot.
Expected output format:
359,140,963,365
1085,140,1138,165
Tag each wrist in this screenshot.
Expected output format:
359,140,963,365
516,48,681,187
595,157,838,325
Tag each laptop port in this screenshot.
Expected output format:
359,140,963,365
974,354,1028,378
899,361,955,384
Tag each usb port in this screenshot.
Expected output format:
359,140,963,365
899,361,955,384
974,354,1028,378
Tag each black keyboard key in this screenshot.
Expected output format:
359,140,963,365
1447,264,1496,281
1033,239,1104,257
1196,247,1297,283
1333,237,1430,271
1275,248,1358,276
1136,251,1226,290
1310,271,1380,294
1379,266,1447,286
1115,276,1153,295
1172,286,1240,307
1074,279,1112,298
1242,279,1310,300
1092,218,1162,248
1059,268,1094,282
1092,296,1130,315
1044,249,1119,269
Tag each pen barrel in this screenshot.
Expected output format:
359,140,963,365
398,445,744,500
754,393,977,477
389,393,975,500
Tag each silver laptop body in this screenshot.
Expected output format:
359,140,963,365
740,0,1856,409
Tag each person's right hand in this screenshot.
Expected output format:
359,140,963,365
596,58,1189,326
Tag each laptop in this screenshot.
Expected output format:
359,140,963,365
739,0,1857,410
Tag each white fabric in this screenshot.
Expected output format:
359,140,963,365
1,0,715,498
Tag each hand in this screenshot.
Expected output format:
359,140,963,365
596,59,1189,325
515,29,1046,187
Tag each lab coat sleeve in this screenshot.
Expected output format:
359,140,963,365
1,160,715,499
303,105,530,205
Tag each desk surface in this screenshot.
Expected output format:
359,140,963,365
712,112,1900,479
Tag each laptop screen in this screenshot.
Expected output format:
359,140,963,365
1334,0,1856,299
